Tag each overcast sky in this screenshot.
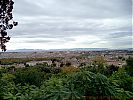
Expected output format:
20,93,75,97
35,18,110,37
7,0,132,50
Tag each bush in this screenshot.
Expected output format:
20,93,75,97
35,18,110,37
107,64,119,75
0,59,133,100
3,84,43,100
110,69,133,92
66,70,117,99
61,66,79,73
125,56,133,76
14,67,45,86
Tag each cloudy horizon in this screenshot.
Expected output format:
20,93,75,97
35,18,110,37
6,0,132,50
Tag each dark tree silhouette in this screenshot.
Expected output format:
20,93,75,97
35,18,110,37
0,0,18,51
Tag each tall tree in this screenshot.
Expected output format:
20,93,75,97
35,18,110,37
0,0,18,51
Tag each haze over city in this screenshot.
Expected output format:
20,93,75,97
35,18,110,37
7,0,132,50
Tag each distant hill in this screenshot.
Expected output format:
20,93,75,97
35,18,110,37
7,49,44,52
6,48,133,52
47,48,109,51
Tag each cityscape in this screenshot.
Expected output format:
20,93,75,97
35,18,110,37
0,0,132,100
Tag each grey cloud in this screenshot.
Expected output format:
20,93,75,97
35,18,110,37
14,0,131,18
109,31,132,39
13,0,43,16
12,37,75,44
9,0,132,49
12,17,131,36
108,39,132,49
24,40,55,43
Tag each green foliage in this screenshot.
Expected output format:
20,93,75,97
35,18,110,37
65,70,117,100
126,56,133,67
84,64,107,75
41,76,83,100
1,73,15,81
0,68,8,77
110,69,133,92
88,73,116,96
42,77,69,100
61,66,79,73
67,70,94,95
116,88,133,100
125,56,133,76
0,78,8,98
0,59,133,100
93,56,107,67
106,64,118,75
14,67,46,86
3,84,43,100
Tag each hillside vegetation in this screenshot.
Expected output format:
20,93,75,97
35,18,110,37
0,57,133,100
